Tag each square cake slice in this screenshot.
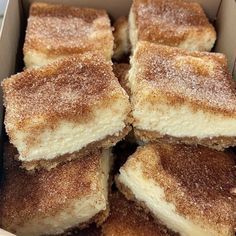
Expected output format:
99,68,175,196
1,144,112,236
129,0,216,51
130,41,236,150
2,54,131,170
24,2,114,68
102,191,176,236
116,143,236,236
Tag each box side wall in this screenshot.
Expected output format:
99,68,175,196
0,0,21,80
0,0,21,233
0,0,21,176
215,0,236,77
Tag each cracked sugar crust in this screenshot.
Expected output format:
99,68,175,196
2,54,130,133
131,41,236,116
1,143,106,230
121,143,236,232
24,2,113,57
131,0,215,47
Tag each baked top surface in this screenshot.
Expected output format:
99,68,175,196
130,41,236,115
1,143,104,227
131,0,215,45
122,142,236,227
102,191,175,236
24,2,113,56
2,54,128,129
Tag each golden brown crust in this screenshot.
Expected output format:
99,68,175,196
1,143,107,232
22,125,131,171
135,129,236,150
24,2,113,58
131,42,236,116
119,143,236,234
30,2,105,21
131,0,215,47
2,54,130,143
102,191,176,236
113,63,131,95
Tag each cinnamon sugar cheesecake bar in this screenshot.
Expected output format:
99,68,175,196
116,143,236,236
129,0,216,51
24,2,113,68
2,54,131,170
129,41,236,150
1,144,112,236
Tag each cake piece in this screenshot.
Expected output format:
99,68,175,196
2,54,131,170
129,0,216,51
116,143,236,236
24,2,114,68
1,144,112,236
130,41,236,150
113,63,130,95
102,191,176,236
113,17,130,60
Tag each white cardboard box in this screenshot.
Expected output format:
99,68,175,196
0,0,236,235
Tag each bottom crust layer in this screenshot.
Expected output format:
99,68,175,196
134,129,236,150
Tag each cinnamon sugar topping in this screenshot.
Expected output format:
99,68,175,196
133,42,236,115
132,0,215,46
2,54,125,128
1,143,104,228
24,2,113,57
